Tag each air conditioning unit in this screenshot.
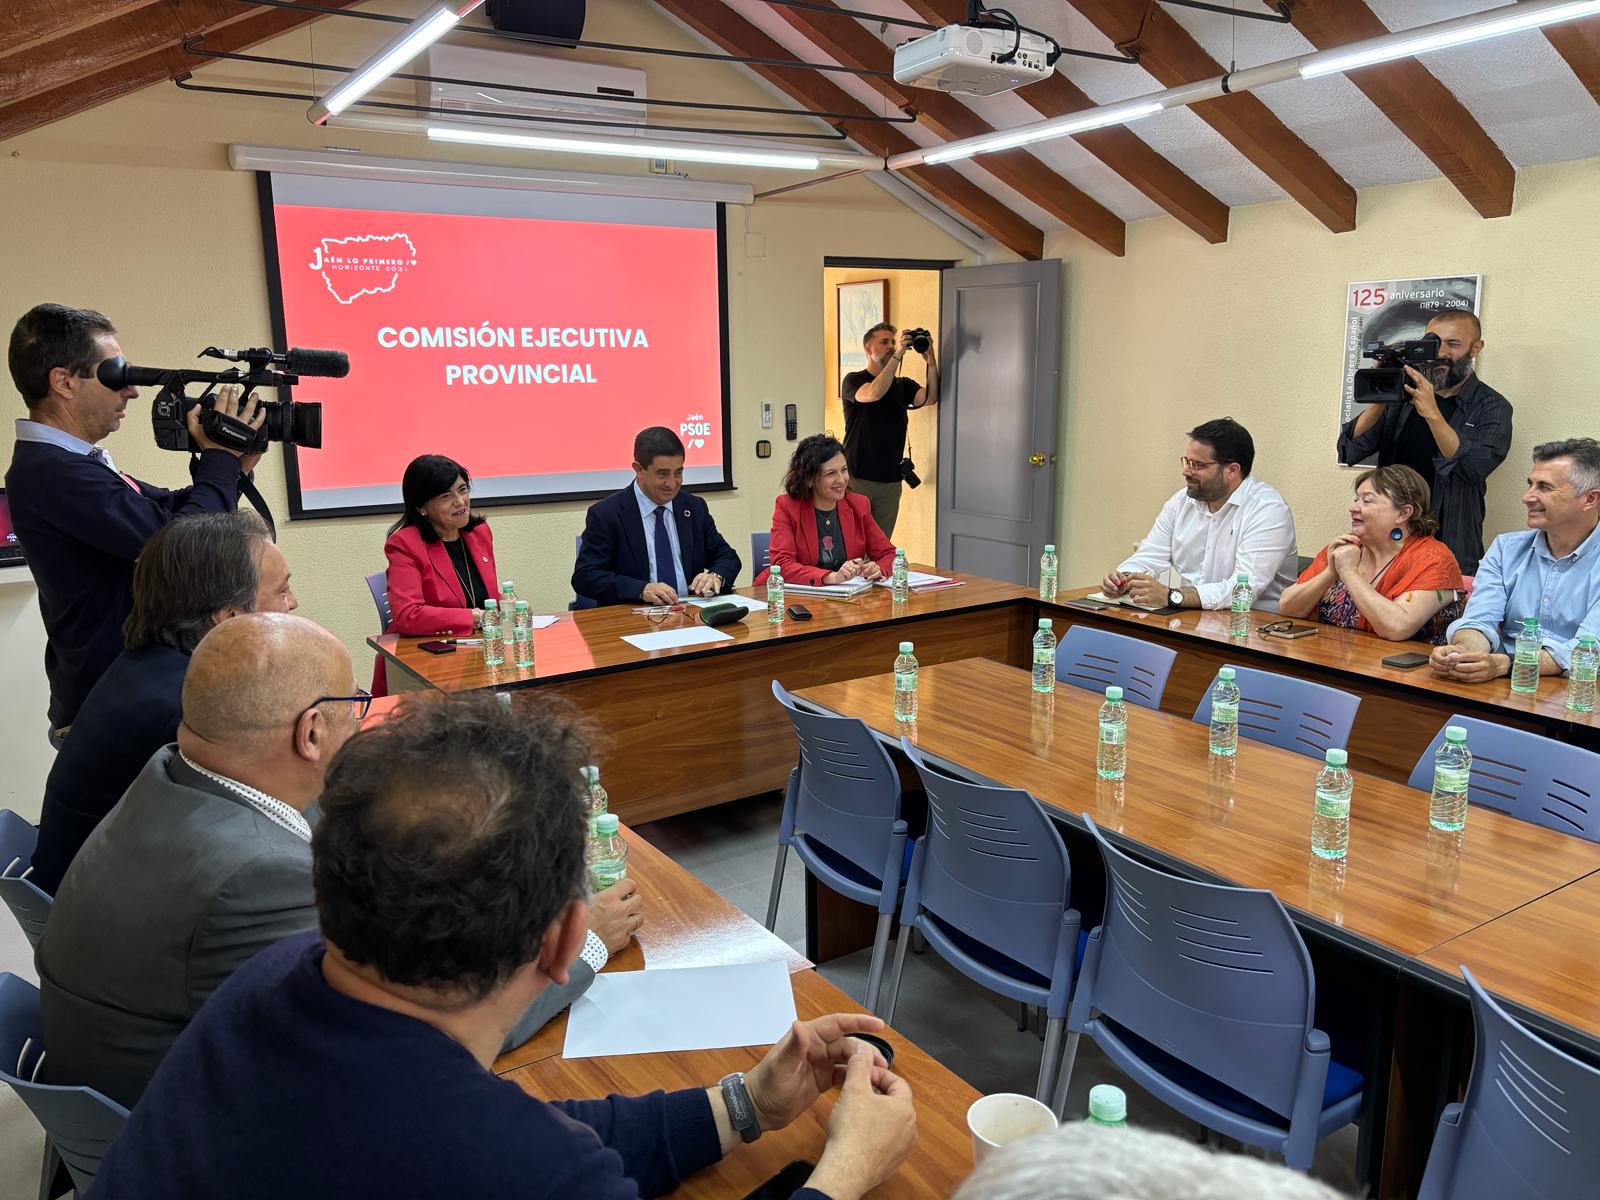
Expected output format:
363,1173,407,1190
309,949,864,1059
421,45,646,134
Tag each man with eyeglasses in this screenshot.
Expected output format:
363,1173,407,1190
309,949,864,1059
1100,418,1298,612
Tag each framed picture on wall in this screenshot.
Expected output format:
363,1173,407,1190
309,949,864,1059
837,279,888,379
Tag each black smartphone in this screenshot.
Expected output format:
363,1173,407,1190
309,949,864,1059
786,604,812,620
743,1161,815,1200
1382,651,1430,669
418,640,457,655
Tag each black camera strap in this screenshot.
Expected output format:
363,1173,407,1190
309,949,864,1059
237,468,276,539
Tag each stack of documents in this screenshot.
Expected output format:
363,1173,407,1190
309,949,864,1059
781,576,874,598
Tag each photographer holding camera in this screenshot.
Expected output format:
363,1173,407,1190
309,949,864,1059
5,303,266,746
1337,309,1512,575
841,322,938,540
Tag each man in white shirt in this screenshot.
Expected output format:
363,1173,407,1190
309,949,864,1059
1100,418,1298,612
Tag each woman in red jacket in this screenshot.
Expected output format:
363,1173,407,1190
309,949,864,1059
374,455,498,693
757,434,895,586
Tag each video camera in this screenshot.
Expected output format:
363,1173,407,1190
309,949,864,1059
1352,332,1442,404
96,345,347,453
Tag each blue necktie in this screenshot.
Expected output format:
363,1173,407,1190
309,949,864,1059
652,505,678,588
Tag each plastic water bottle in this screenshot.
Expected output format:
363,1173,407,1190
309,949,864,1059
1511,616,1541,693
1031,618,1057,694
499,580,517,609
581,765,608,821
589,813,628,892
893,641,919,721
512,624,534,669
1567,632,1598,714
1085,1084,1127,1129
1428,725,1471,832
891,548,910,603
1096,686,1127,780
1208,666,1240,757
512,599,530,632
1311,748,1352,860
767,566,785,624
1039,544,1059,602
1229,573,1251,638
481,601,504,667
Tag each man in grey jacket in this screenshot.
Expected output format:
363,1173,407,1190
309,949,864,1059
37,612,635,1107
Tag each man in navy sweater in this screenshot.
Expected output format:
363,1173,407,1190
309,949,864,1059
573,425,742,606
94,693,918,1200
5,303,267,741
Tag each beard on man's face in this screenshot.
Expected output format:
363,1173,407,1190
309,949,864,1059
1430,350,1473,389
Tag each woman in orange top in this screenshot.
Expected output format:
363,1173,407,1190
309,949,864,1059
1278,464,1465,644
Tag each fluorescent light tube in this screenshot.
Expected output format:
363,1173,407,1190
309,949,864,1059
1301,0,1600,78
311,2,467,123
426,125,823,170
922,101,1164,165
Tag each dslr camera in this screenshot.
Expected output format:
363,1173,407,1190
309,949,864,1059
902,327,933,355
899,456,922,489
1352,332,1442,404
97,345,346,453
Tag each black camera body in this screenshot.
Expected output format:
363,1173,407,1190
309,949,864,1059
899,456,922,489
98,346,343,453
1352,332,1442,404
903,328,932,355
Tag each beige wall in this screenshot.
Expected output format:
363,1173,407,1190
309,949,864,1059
821,266,941,563
0,0,970,817
1043,157,1600,588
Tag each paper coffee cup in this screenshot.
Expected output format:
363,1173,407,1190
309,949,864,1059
966,1092,1059,1165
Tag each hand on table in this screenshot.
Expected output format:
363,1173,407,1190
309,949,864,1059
1123,573,1169,609
744,1012,890,1132
860,560,885,583
588,878,644,954
1100,571,1129,598
805,1045,918,1200
1429,645,1510,683
641,582,678,605
825,560,864,586
689,571,722,597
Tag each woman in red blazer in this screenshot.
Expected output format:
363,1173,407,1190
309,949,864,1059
373,455,498,694
757,434,895,587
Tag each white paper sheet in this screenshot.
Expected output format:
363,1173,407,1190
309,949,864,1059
563,961,798,1059
874,571,961,590
527,615,561,630
620,625,735,652
686,594,767,614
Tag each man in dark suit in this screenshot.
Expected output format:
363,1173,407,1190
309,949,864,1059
4,303,266,743
573,425,742,606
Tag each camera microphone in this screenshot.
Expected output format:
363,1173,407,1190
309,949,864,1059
201,346,350,378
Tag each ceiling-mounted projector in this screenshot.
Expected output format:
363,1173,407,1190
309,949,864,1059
893,25,1054,97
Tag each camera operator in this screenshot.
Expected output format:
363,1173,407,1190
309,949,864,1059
1337,309,1511,575
5,303,266,747
841,322,938,540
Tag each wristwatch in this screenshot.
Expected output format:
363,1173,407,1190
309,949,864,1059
718,1071,762,1143
1168,588,1184,607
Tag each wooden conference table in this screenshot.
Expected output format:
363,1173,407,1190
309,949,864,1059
1045,587,1600,784
371,571,1033,824
794,658,1600,1195
491,822,981,1199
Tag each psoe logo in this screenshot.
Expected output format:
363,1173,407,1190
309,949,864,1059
679,413,712,451
307,233,417,305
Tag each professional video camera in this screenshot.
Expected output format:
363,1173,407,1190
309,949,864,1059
1351,332,1442,404
903,327,933,355
96,345,347,453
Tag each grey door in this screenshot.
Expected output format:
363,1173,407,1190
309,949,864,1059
935,260,1062,584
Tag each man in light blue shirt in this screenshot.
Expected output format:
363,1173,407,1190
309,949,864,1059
1432,438,1600,683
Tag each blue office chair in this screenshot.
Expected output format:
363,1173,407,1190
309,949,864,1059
1056,817,1363,1167
751,531,771,573
1191,665,1360,761
571,534,598,610
0,810,51,946
767,682,909,1014
1418,965,1600,1200
1055,625,1177,711
0,972,129,1199
1407,715,1600,843
883,743,1081,1104
364,570,391,632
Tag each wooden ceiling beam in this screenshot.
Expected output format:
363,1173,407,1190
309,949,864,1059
905,0,1226,243
1546,15,1600,106
1275,0,1513,218
653,0,1044,259
0,1,365,144
0,0,159,59
1068,0,1357,233
772,0,1125,254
